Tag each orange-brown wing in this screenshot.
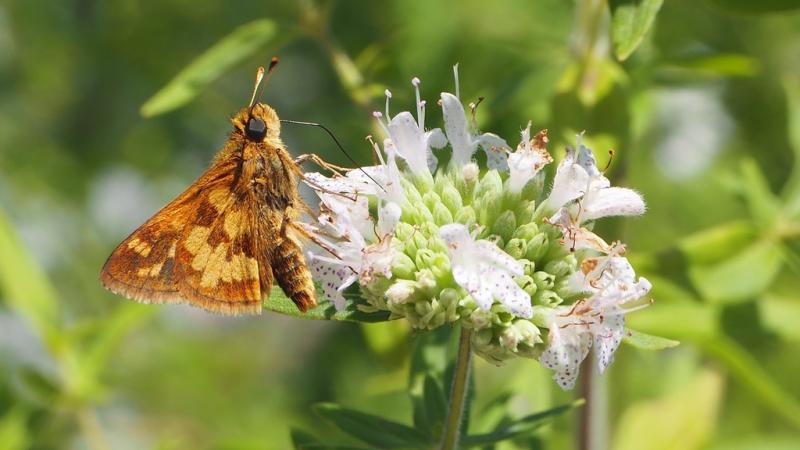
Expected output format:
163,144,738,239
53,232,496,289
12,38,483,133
100,158,237,305
173,185,268,315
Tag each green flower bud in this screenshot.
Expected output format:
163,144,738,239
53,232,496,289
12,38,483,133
476,170,503,200
423,191,440,211
534,289,562,307
385,279,418,306
391,252,417,279
433,202,454,225
526,233,549,262
394,222,415,242
513,222,539,240
515,274,538,297
504,238,527,260
545,258,573,278
492,210,517,242
440,184,463,213
454,205,476,224
533,271,555,291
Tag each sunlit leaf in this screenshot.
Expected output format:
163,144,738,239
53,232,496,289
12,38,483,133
622,328,680,350
612,370,723,450
313,403,430,449
0,208,60,344
461,399,584,447
609,0,664,61
141,19,280,117
658,54,760,79
689,240,783,304
701,337,800,429
263,287,390,323
706,0,800,14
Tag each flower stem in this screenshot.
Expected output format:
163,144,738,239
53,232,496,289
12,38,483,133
440,328,472,450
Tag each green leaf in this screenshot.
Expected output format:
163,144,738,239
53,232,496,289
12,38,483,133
0,207,60,344
622,328,680,350
688,239,784,304
612,370,723,450
263,287,390,323
423,376,447,437
313,403,430,449
461,399,584,447
701,337,800,429
140,19,280,117
706,0,800,14
609,0,664,61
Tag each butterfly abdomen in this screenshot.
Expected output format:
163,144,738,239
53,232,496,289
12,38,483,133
271,231,316,312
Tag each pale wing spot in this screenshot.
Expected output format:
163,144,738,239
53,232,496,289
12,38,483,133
200,244,228,288
208,187,231,213
191,243,213,272
223,210,242,239
127,238,152,257
168,242,176,257
184,226,211,255
137,262,164,278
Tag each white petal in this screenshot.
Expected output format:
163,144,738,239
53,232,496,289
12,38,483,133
478,133,510,171
388,111,430,175
377,201,401,236
594,311,624,373
484,266,532,317
576,144,602,176
307,254,354,310
441,92,475,166
476,240,524,276
540,326,592,390
546,149,590,211
582,187,645,221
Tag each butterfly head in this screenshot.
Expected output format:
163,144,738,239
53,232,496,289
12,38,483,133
231,102,281,144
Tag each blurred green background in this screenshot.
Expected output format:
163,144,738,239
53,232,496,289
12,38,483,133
2,0,800,449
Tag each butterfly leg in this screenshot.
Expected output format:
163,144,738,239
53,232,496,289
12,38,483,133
271,223,317,312
294,153,350,175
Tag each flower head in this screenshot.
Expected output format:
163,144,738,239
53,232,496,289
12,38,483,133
303,70,652,387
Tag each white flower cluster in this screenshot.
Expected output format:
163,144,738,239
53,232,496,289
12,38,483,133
304,67,652,390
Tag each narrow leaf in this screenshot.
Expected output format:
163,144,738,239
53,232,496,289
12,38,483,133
263,287,390,323
313,403,430,449
141,19,279,117
609,0,664,61
622,328,680,350
422,375,447,438
461,399,584,447
0,207,60,343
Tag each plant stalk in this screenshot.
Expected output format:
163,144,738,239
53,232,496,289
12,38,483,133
440,328,472,450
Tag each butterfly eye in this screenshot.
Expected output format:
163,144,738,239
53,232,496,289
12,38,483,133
245,117,268,141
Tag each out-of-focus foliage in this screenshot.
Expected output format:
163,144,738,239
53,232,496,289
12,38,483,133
2,0,800,449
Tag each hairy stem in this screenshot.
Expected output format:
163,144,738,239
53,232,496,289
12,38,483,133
440,328,472,450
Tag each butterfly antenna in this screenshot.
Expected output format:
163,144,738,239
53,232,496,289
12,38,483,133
249,57,280,108
280,119,386,192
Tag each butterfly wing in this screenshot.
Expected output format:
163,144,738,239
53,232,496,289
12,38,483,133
173,183,266,315
100,157,242,307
